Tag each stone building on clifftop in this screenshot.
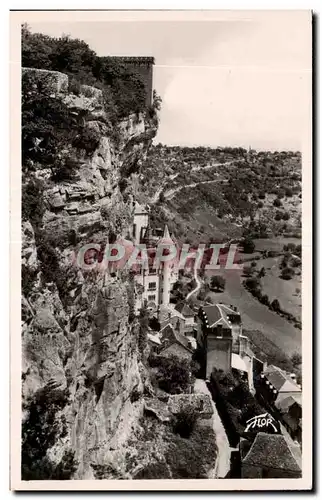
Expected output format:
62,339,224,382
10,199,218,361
132,202,179,313
107,56,155,107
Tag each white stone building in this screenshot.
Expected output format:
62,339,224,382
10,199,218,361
132,203,178,313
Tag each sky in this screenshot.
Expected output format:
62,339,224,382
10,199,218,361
29,11,311,151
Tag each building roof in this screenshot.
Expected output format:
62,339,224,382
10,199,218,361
157,224,175,247
232,353,248,373
147,332,162,346
200,304,234,329
159,320,173,332
186,336,197,350
275,394,302,412
263,365,301,393
134,202,148,215
242,432,301,473
175,302,195,318
168,308,186,322
201,305,222,327
160,324,192,353
218,303,240,316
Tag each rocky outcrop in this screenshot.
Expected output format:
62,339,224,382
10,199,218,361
21,69,158,478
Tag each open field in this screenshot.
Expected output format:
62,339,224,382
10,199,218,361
255,257,301,321
205,267,301,355
253,237,301,253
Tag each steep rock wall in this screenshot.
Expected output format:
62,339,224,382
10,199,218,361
21,69,157,478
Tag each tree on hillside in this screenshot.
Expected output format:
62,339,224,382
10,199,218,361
258,267,266,278
291,353,302,368
242,237,255,254
275,211,283,221
260,294,270,306
245,277,260,292
210,275,226,292
284,243,296,252
280,267,295,280
270,298,281,312
243,265,253,278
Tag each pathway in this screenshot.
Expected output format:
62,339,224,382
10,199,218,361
150,173,179,204
191,161,234,172
194,378,231,479
186,252,202,301
164,178,228,201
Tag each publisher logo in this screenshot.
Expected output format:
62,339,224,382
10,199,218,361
245,413,278,433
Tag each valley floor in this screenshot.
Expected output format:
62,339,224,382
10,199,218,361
206,268,301,355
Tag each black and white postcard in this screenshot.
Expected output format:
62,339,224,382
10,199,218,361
10,9,312,491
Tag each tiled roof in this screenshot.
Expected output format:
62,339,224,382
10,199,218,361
275,394,302,412
173,330,192,351
242,432,301,473
201,305,222,327
218,303,240,316
201,303,238,329
160,324,192,352
175,302,195,317
263,365,301,393
159,320,173,332
147,332,161,346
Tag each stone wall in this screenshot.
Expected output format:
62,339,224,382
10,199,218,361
107,57,154,107
22,67,69,95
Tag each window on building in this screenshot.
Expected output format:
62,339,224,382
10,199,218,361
148,282,157,290
148,294,156,302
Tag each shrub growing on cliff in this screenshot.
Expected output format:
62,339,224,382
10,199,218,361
22,25,149,119
35,230,70,303
22,264,38,298
149,354,192,394
72,126,100,156
22,73,79,171
172,405,198,438
165,426,217,479
22,450,78,481
138,304,149,354
21,384,76,480
22,178,45,226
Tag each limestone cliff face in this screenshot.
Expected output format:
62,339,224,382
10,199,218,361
21,69,157,478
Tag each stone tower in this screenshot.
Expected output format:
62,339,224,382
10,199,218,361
105,56,155,107
159,225,175,307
